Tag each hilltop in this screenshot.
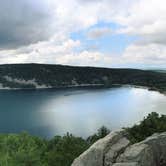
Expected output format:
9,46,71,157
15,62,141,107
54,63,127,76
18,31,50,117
0,63,166,92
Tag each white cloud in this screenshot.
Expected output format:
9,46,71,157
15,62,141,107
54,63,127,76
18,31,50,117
116,0,166,44
0,0,122,65
0,35,80,64
0,34,113,67
0,0,55,49
56,51,112,67
123,43,166,65
112,0,166,67
0,0,166,67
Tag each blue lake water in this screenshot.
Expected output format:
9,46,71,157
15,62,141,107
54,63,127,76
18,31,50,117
0,87,166,138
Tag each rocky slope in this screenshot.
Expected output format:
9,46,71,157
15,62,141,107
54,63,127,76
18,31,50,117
0,64,166,91
72,130,166,166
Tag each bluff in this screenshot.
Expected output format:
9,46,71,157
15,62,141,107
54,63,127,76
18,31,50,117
72,130,166,166
0,63,166,91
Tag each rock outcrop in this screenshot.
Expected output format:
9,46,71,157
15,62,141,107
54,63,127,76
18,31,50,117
72,131,166,166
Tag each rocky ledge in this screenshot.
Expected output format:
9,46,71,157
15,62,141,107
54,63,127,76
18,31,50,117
72,130,166,166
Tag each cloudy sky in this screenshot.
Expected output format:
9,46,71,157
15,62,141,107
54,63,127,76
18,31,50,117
0,0,166,68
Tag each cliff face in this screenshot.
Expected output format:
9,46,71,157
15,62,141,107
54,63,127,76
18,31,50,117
72,130,166,166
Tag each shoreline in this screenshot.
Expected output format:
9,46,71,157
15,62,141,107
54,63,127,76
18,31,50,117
0,83,165,95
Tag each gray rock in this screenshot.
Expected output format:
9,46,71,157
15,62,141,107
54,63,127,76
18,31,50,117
72,132,166,166
105,137,130,166
72,130,129,166
116,143,154,166
117,132,166,166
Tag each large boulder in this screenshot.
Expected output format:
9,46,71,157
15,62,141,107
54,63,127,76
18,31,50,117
116,132,166,166
115,142,154,166
72,130,130,166
104,137,130,166
72,132,166,166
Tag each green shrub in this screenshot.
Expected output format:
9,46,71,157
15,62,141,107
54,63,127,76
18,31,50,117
126,112,166,143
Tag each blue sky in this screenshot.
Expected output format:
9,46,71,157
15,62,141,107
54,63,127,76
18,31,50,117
0,0,165,68
71,22,138,55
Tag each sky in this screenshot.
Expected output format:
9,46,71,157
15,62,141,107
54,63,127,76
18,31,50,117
0,0,166,68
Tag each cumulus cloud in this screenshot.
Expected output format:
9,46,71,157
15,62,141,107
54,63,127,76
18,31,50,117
116,0,166,45
0,37,113,67
0,34,80,63
56,51,112,67
0,0,122,65
0,0,122,49
0,0,56,49
0,0,166,67
123,43,166,65
113,0,166,67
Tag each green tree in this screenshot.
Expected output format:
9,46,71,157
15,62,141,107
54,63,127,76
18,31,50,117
87,126,110,144
44,133,89,166
126,112,166,143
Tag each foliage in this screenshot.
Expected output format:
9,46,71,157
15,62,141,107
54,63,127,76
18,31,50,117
0,64,166,92
44,133,89,166
0,113,166,165
87,126,110,144
126,112,166,143
0,132,46,166
0,126,110,166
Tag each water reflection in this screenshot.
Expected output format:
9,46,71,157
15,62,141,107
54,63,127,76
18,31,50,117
39,87,166,137
0,87,166,138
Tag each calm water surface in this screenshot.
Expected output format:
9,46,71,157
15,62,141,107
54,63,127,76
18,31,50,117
0,87,166,138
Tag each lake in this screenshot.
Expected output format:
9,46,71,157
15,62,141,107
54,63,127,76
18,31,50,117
0,87,166,138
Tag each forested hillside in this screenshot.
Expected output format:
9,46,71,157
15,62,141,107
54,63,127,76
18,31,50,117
0,64,166,92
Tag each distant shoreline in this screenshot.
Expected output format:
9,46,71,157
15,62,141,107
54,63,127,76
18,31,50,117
0,64,166,94
0,84,165,96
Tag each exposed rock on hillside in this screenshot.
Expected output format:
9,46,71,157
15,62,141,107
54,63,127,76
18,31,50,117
0,63,166,91
72,131,166,166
